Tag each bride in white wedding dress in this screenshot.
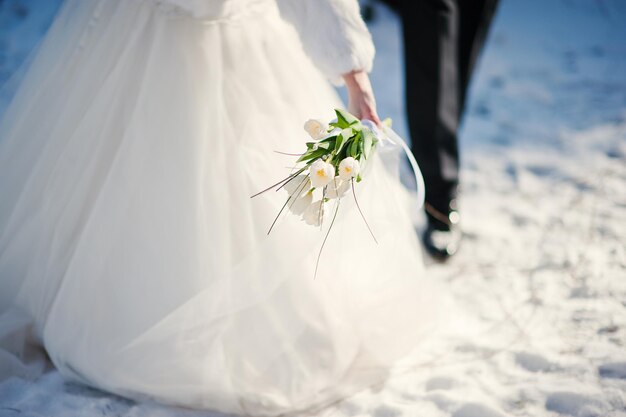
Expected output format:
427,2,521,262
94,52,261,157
0,0,440,415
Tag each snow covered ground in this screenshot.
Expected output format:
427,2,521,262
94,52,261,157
0,0,625,416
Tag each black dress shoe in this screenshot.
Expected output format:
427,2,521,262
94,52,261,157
422,204,461,261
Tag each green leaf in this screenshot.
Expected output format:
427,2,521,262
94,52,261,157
336,128,353,153
334,133,344,154
317,140,333,150
336,142,349,161
359,154,366,170
349,136,360,157
362,129,374,159
334,111,349,129
305,140,333,151
297,148,329,163
334,108,359,128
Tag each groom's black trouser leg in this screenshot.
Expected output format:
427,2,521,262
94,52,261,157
458,0,500,107
399,0,498,218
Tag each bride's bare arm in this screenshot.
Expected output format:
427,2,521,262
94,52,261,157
342,70,381,126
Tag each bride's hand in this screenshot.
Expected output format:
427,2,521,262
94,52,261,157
342,70,382,127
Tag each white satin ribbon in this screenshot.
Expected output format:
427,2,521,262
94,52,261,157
362,120,426,210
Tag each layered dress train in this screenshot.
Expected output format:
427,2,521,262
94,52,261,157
0,1,439,415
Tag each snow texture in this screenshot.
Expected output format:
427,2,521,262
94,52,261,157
0,0,625,416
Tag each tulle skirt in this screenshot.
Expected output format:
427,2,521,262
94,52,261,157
0,1,439,415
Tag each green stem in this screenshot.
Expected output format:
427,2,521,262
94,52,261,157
314,199,340,280
268,174,310,235
351,179,378,244
251,167,306,198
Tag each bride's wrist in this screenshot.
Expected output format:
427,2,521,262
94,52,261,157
342,70,380,124
342,70,370,94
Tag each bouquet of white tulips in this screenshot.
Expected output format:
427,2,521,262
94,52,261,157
252,108,426,277
251,108,382,275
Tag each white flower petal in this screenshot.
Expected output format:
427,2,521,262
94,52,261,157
309,160,335,188
338,157,360,180
303,119,327,140
283,175,310,196
288,190,313,215
302,200,325,226
326,177,350,199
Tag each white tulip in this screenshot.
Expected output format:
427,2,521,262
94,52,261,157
325,177,350,199
283,175,309,196
303,119,328,140
338,157,360,180
282,175,313,215
309,159,335,188
289,190,313,215
302,200,325,226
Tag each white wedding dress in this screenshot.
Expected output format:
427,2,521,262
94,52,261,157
0,0,439,415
